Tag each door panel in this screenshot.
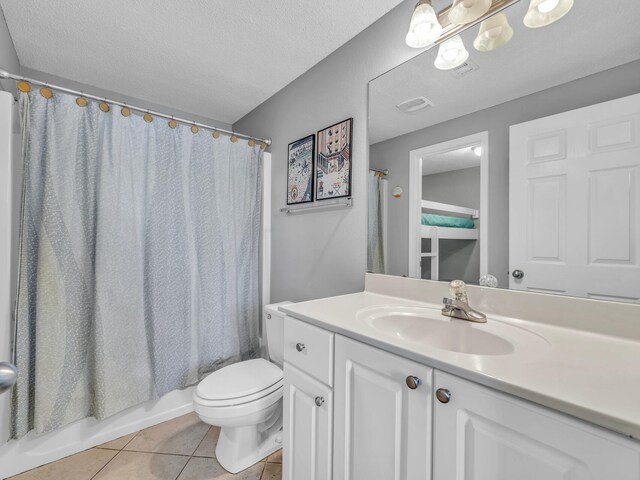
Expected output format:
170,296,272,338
510,93,640,301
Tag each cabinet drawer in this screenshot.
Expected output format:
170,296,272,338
284,316,334,386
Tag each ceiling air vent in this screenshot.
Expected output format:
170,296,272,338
450,59,480,79
396,96,434,114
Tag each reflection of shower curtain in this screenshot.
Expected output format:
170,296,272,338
11,90,262,439
367,172,385,273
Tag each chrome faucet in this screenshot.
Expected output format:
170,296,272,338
441,280,487,323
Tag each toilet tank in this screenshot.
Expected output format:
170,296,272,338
264,301,292,367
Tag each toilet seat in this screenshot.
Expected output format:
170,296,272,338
195,358,283,407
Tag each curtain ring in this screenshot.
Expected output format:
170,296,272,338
121,104,131,117
76,92,88,107
168,116,177,129
40,84,53,99
99,98,110,113
17,80,31,93
144,110,153,123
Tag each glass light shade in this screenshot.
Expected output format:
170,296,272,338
523,0,574,28
405,1,443,48
448,0,492,25
473,13,514,52
434,35,469,70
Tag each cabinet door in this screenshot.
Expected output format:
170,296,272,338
333,335,433,480
433,371,640,480
283,363,332,480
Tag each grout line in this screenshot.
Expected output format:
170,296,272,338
89,449,123,480
118,449,193,458
190,425,212,457
120,431,140,450
173,425,212,480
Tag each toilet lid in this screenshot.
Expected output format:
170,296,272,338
196,358,283,401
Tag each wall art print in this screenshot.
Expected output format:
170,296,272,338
315,118,352,200
287,134,315,204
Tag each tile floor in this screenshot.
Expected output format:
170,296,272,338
9,413,282,480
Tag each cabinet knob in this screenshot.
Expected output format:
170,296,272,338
406,376,422,389
266,313,271,319
315,396,325,407
512,269,524,279
295,343,306,352
436,388,452,404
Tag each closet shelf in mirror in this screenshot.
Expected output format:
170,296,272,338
280,197,352,215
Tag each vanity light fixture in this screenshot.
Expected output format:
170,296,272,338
405,0,443,49
434,35,470,70
473,12,514,51
448,0,492,25
523,0,574,28
472,146,482,156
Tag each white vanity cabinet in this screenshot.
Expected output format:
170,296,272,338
283,316,335,480
433,371,640,480
283,315,640,480
333,335,433,480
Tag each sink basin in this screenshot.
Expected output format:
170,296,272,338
356,305,549,356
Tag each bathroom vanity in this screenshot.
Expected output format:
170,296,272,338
280,274,640,480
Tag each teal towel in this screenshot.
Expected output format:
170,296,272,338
421,213,475,229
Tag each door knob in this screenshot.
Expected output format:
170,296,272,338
315,396,325,407
512,269,524,279
406,376,422,389
436,388,452,403
295,343,306,352
0,362,17,395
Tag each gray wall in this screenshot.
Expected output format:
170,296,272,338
233,0,425,303
0,7,19,94
371,59,640,287
422,166,480,284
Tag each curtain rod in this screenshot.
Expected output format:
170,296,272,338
0,69,272,147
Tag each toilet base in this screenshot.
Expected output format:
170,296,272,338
216,421,283,473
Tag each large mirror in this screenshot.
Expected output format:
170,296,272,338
368,0,640,303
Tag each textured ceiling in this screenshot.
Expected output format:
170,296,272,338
422,145,480,176
0,0,404,124
370,0,640,144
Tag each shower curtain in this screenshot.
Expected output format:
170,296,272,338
11,90,262,439
367,171,385,274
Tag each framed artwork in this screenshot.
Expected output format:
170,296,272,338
315,118,353,200
287,134,315,205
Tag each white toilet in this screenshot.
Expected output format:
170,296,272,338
193,302,291,473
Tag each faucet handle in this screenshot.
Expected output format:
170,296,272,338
449,280,468,303
442,297,454,306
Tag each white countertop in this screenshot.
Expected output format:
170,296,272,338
281,289,640,440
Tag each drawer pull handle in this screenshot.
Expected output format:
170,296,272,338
436,388,452,404
406,376,422,389
315,396,325,407
296,343,306,352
